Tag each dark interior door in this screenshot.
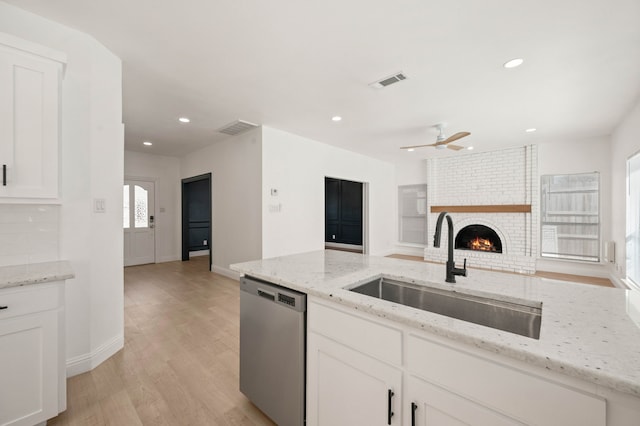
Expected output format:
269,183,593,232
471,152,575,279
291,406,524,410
182,173,212,269
325,177,363,245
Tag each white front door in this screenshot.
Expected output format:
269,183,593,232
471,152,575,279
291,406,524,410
123,180,155,266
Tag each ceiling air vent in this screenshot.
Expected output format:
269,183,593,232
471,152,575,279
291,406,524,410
217,119,259,135
369,72,408,89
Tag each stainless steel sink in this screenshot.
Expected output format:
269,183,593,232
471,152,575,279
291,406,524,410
349,277,542,339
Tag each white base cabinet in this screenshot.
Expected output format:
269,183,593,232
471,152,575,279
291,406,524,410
308,297,640,426
0,282,66,426
308,333,402,426
307,295,404,425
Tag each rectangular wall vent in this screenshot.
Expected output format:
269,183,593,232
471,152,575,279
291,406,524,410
369,72,408,89
217,119,259,135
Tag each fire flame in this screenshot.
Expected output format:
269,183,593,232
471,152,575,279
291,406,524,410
469,236,496,252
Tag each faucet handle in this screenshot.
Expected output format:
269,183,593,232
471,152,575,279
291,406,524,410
455,258,468,277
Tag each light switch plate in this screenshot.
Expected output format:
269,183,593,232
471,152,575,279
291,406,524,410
93,198,106,213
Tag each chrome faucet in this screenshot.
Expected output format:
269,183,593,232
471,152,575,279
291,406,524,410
433,212,467,283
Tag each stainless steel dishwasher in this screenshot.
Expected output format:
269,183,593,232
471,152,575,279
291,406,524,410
240,276,306,426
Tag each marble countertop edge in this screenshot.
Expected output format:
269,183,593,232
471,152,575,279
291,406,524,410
0,260,75,289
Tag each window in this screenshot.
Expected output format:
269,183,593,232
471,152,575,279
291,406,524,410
134,185,149,228
123,183,149,229
540,172,599,262
398,184,428,245
627,153,640,287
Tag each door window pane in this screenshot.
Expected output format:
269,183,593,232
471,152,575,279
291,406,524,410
627,153,640,286
540,172,599,262
123,185,130,229
134,185,148,228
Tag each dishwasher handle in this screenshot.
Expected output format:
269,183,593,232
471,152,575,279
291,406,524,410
257,288,276,301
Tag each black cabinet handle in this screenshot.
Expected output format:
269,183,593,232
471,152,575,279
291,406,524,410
0,306,7,310
2,164,6,186
387,389,394,425
411,402,418,426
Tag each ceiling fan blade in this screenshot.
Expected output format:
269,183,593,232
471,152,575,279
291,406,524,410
447,144,466,151
442,132,471,144
400,143,437,149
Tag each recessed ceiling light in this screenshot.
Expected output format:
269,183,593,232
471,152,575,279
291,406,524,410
143,141,153,146
331,116,342,122
525,128,537,133
467,146,474,150
503,58,524,69
407,148,415,152
178,117,191,123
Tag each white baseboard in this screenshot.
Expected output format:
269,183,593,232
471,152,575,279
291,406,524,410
392,245,426,257
535,258,610,278
609,272,638,290
66,333,124,377
609,273,627,289
158,254,180,263
212,265,241,280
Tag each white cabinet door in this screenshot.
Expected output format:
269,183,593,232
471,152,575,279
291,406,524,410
0,40,63,201
307,332,402,426
408,334,606,426
0,309,59,426
406,375,523,426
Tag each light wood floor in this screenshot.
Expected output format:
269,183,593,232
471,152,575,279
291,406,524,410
387,254,615,287
49,256,275,426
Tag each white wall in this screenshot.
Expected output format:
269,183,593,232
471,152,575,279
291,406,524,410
124,151,181,262
396,158,428,186
180,128,262,277
611,98,640,287
537,136,612,277
261,127,396,258
0,2,124,375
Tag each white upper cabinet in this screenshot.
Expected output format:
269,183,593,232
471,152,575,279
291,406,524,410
0,33,66,202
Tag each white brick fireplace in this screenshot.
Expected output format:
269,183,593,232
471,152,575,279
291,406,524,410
424,145,539,274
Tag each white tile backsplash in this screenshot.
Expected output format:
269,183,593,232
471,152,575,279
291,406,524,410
0,204,60,266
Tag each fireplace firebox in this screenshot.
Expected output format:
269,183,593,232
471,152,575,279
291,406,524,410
455,225,502,253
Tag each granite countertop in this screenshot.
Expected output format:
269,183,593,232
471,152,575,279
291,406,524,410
231,250,640,397
0,260,74,289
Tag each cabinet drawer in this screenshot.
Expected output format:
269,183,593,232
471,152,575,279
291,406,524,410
0,284,59,320
408,334,606,426
309,300,402,366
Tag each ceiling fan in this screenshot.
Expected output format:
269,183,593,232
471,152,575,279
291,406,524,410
400,124,471,151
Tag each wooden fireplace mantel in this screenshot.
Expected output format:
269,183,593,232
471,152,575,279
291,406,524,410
430,204,532,213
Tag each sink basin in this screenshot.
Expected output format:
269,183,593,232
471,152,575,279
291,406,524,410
348,277,542,339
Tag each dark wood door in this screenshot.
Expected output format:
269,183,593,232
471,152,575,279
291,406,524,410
325,178,363,245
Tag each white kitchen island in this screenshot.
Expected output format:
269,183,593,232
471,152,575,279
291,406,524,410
232,250,640,426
